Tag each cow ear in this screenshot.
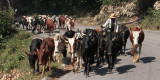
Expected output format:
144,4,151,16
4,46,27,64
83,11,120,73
74,34,77,38
36,49,39,51
129,28,132,32
140,27,142,31
72,20,75,22
103,32,106,36
25,51,29,56
43,49,45,51
77,29,80,32
65,41,69,44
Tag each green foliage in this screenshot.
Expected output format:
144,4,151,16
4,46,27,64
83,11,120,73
10,0,102,16
141,8,160,30
0,8,17,37
0,8,16,37
103,0,134,6
0,31,33,73
136,0,157,12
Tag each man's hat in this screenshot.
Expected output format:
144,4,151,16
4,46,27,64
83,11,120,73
110,13,116,18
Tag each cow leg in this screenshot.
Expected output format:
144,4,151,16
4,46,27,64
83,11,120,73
111,55,116,73
41,65,45,76
80,55,83,70
37,60,39,73
49,57,52,71
75,56,79,73
133,52,136,63
83,58,87,75
96,49,100,67
57,53,60,63
71,53,75,71
87,58,90,77
108,56,112,74
32,66,35,74
136,44,142,62
124,42,127,56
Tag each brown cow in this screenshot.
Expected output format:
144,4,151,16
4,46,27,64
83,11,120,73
130,26,145,63
58,15,65,29
65,18,75,31
46,19,56,35
37,37,55,75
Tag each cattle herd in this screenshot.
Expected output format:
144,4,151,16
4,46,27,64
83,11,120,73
14,15,145,77
13,15,74,35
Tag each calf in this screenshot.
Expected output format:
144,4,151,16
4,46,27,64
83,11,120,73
25,38,42,74
37,37,55,75
46,19,56,35
119,25,130,55
130,26,145,63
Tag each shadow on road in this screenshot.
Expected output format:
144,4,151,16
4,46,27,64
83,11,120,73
48,67,71,79
93,66,108,76
53,30,60,33
140,57,156,64
116,65,136,74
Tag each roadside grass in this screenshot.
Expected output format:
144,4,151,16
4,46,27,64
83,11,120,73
0,30,65,80
140,9,160,30
0,30,32,73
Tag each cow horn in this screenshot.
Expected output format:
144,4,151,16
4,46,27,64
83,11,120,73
103,32,106,36
89,32,92,36
112,37,116,41
129,28,132,32
25,51,29,56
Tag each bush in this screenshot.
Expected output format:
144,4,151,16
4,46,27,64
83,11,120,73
141,8,160,30
0,31,32,73
0,7,17,37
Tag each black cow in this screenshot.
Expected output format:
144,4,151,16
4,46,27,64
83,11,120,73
64,30,75,38
105,32,123,73
13,16,28,29
25,38,42,74
96,29,108,66
119,25,130,55
82,34,92,77
82,29,98,77
32,16,46,34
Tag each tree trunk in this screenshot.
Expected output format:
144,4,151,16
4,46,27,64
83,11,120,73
6,0,12,10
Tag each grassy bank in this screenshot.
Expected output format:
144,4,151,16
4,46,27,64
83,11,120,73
0,30,67,80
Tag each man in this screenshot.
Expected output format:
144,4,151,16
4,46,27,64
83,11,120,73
101,13,119,33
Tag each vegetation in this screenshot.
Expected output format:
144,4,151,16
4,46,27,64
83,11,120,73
140,9,160,30
8,0,102,16
0,31,32,72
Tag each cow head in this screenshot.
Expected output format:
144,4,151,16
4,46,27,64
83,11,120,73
75,29,84,40
130,27,142,47
66,35,77,54
83,33,91,49
98,30,107,49
25,51,37,69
